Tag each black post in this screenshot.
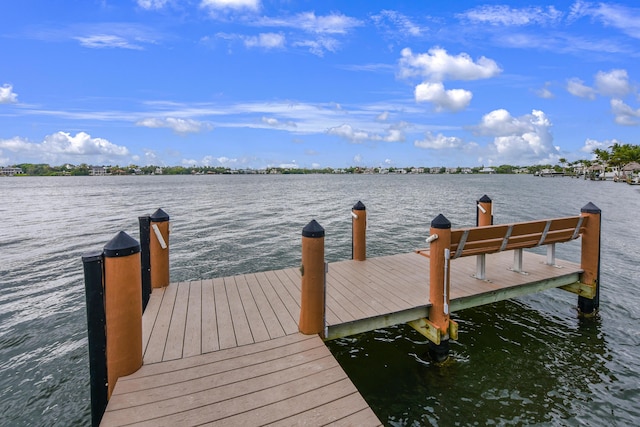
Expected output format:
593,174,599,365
139,214,151,311
82,251,107,427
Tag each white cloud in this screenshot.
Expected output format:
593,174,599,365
0,132,129,164
611,99,640,125
0,84,18,104
414,82,472,112
566,77,596,99
398,47,501,82
414,132,466,149
595,69,631,98
580,138,608,154
475,109,560,164
535,82,554,99
371,10,424,37
244,32,285,49
257,12,362,35
571,2,640,39
292,37,339,57
327,123,405,143
74,34,144,50
353,154,363,163
136,117,213,133
459,5,563,26
137,0,170,10
201,0,259,11
376,111,389,121
261,116,296,128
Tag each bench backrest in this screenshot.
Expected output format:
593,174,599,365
449,215,587,259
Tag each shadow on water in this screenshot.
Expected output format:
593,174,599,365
328,299,616,426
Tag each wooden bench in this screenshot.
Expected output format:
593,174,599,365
418,215,588,279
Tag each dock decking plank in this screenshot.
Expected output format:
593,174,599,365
213,277,236,350
201,279,219,353
254,271,298,335
143,281,178,364
163,282,190,361
234,274,271,343
224,276,254,346
182,280,202,358
244,273,286,339
141,287,164,356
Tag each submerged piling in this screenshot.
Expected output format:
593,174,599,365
428,214,452,363
578,202,601,316
352,201,367,261
299,220,326,336
82,251,107,427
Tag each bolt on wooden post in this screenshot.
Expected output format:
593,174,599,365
579,202,601,316
103,231,143,399
149,208,170,289
352,201,366,261
299,220,326,336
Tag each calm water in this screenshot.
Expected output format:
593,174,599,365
1,174,639,426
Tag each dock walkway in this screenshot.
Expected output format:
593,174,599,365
102,250,582,426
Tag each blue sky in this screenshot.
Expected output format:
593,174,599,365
1,0,639,169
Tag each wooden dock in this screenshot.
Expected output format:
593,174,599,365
101,250,582,426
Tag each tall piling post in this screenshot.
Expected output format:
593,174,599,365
428,214,452,362
299,220,326,336
103,231,143,399
138,214,151,311
578,202,601,316
476,195,493,226
149,208,170,289
352,201,367,261
82,251,108,427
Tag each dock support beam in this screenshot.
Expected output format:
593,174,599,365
299,220,326,336
352,201,366,261
428,214,452,363
578,202,601,317
150,208,170,289
103,231,143,399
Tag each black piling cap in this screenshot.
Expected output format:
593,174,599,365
82,250,104,263
150,208,170,222
353,201,366,211
104,231,141,257
302,219,325,238
478,194,492,203
431,214,451,229
581,202,601,214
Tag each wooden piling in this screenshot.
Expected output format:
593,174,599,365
103,231,142,399
429,214,451,334
476,194,493,227
578,202,601,315
299,220,325,336
150,208,170,289
352,201,366,261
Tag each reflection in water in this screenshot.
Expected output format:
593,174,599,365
328,299,615,426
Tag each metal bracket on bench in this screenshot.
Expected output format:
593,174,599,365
510,248,528,275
